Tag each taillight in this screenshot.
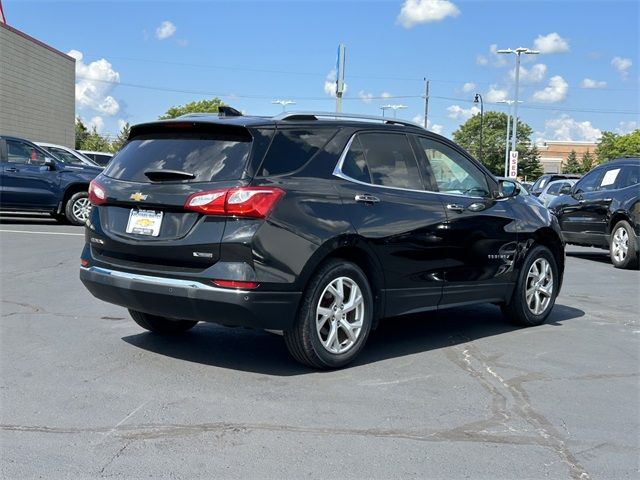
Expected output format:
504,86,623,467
212,279,259,290
185,187,284,218
88,180,106,205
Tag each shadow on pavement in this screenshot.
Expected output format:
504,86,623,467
122,302,585,376
566,249,612,265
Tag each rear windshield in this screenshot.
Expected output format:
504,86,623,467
103,131,251,183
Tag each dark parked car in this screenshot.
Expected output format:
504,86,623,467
530,173,582,197
0,136,102,225
79,150,113,167
548,158,640,269
79,111,565,368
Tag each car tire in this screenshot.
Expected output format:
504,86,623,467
502,245,558,327
129,309,198,334
284,260,373,369
610,220,639,270
64,191,91,226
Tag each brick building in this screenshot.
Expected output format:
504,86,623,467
0,13,75,147
536,140,598,174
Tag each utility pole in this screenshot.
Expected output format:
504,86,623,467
335,44,346,113
423,78,430,129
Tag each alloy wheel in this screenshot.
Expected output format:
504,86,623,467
72,197,91,222
525,258,554,315
316,276,364,354
612,227,629,263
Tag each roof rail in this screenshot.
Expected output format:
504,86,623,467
273,111,425,129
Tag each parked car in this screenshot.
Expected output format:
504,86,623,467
530,173,582,197
79,111,565,368
0,135,102,225
538,179,578,207
548,158,639,269
36,142,102,168
520,181,534,193
79,150,113,167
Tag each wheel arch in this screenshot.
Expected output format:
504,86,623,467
298,235,386,328
58,182,89,213
531,226,565,291
608,211,631,236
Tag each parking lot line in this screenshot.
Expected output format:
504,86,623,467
0,229,84,236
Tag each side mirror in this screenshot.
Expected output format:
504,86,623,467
498,179,520,198
559,185,572,195
43,157,56,170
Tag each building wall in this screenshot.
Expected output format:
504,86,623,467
0,23,75,147
537,141,598,174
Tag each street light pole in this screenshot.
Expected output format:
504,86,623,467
497,99,523,177
381,104,407,118
474,93,484,163
497,47,540,157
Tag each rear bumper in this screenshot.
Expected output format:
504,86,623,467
80,266,301,330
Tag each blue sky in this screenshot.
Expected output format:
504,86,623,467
5,0,639,142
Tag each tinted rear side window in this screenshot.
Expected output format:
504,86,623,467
258,128,337,176
358,133,423,190
104,131,251,183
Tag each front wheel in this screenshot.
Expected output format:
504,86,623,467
610,220,639,270
502,245,558,326
129,310,198,335
284,260,373,369
65,191,91,225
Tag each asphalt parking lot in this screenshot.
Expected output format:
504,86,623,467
1,212,638,480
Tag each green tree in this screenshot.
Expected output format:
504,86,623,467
519,145,544,180
79,126,111,152
581,150,595,173
75,118,89,149
564,149,581,173
110,122,130,152
159,98,225,119
452,111,533,175
596,130,640,162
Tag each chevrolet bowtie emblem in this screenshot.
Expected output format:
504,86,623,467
130,192,148,202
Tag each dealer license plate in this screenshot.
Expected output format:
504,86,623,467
126,209,163,236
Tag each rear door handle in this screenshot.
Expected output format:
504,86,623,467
446,203,465,213
5,167,18,173
355,194,380,204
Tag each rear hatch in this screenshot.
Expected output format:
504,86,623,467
89,122,256,272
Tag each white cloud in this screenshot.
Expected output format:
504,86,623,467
616,121,638,134
88,116,105,133
533,32,570,54
486,85,508,103
358,90,374,103
323,70,347,97
397,0,460,28
612,56,632,79
68,49,121,116
509,63,547,84
117,119,128,131
461,82,475,93
536,114,601,142
447,105,480,121
412,115,444,135
580,78,607,89
381,92,392,99
532,75,568,103
476,44,508,67
155,21,176,40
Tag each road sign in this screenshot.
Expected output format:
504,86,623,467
509,150,519,178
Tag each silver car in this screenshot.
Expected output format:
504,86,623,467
538,179,578,207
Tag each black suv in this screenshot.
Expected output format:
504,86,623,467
530,173,582,197
549,158,639,269
80,111,565,368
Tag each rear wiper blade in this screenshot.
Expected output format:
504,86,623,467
144,169,195,181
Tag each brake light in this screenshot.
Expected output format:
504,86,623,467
185,187,284,218
213,279,259,290
88,180,106,205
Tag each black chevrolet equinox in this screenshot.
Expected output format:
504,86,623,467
80,110,565,368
